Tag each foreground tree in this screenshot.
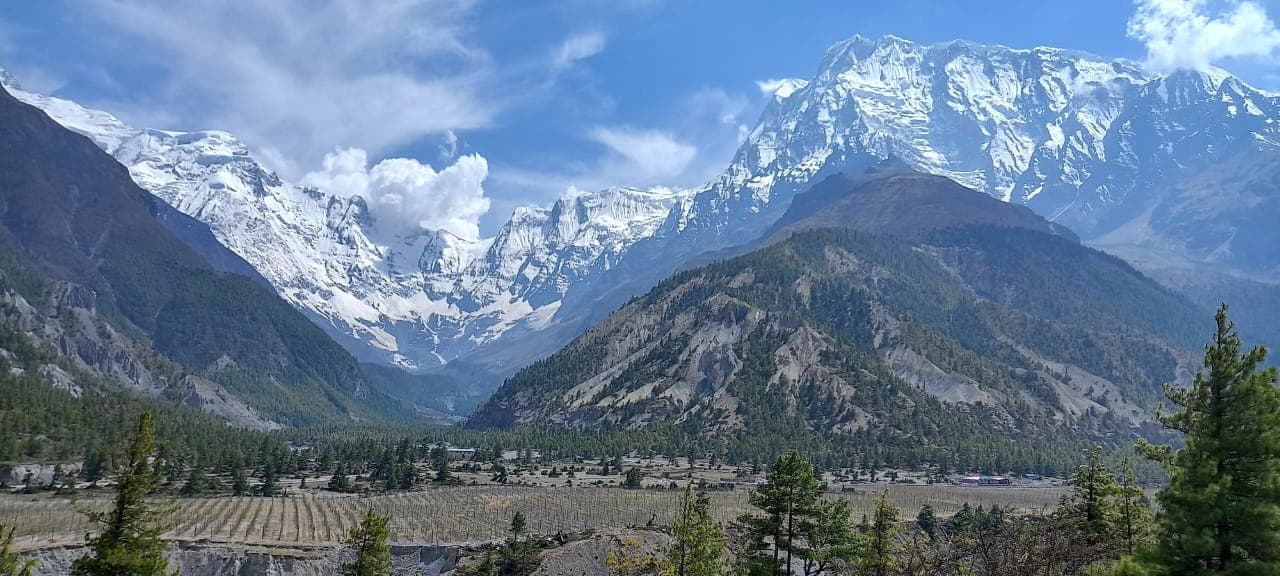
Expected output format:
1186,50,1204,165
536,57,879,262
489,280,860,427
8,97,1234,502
668,485,728,576
342,509,391,576
916,504,937,540
604,484,727,576
739,451,865,576
740,451,825,574
70,412,172,576
1113,458,1152,556
860,492,900,576
1142,305,1280,575
1060,447,1118,546
0,524,34,576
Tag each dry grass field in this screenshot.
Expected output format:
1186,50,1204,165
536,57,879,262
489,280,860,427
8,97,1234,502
3,484,1066,550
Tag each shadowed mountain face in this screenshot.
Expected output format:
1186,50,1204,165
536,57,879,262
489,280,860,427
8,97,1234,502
764,165,1079,244
469,170,1206,468
0,85,389,426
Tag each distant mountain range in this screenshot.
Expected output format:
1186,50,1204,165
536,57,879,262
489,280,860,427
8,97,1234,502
468,167,1204,469
6,33,1277,401
0,84,422,428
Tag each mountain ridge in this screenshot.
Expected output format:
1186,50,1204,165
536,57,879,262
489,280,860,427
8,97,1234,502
0,84,399,427
8,32,1277,386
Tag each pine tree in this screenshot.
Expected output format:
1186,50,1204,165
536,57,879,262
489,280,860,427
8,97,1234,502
950,502,976,533
740,451,826,575
180,461,206,497
510,511,527,541
668,485,728,576
916,504,937,539
232,467,249,497
70,412,172,576
259,459,279,497
0,524,34,576
432,447,452,484
1142,305,1280,575
1061,446,1118,544
860,491,900,576
342,508,391,576
329,462,351,492
81,448,106,487
623,467,643,489
1113,458,1152,556
804,497,864,576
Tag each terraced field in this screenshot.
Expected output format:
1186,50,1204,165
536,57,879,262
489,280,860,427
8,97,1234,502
4,484,1066,549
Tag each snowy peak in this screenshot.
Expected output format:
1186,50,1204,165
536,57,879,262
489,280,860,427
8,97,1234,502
419,229,487,276
9,33,1280,376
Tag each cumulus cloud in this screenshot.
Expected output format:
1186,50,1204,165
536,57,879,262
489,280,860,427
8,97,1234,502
588,127,697,183
301,148,491,241
1127,0,1280,72
81,0,494,178
552,31,607,71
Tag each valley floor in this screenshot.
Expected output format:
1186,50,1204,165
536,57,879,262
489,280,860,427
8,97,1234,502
5,484,1066,550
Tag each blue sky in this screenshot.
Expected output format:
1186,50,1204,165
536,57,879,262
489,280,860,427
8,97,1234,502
2,0,1279,236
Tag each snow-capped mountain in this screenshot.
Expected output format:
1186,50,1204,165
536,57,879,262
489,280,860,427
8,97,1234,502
643,35,1280,261
1,72,687,370
7,33,1279,378
450,34,1280,373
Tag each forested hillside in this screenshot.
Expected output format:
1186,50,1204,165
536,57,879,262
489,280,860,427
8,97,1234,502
0,85,397,428
471,171,1207,473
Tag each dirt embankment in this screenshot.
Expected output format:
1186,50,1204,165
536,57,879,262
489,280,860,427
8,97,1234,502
26,541,459,576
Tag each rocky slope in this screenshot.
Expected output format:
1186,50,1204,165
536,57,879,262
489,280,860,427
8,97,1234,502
0,84,393,427
470,170,1204,465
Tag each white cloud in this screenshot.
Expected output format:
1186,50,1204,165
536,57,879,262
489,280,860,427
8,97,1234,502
438,130,460,162
1127,0,1280,72
588,126,697,183
552,31,607,71
81,0,495,178
755,78,808,98
488,87,749,206
301,148,491,241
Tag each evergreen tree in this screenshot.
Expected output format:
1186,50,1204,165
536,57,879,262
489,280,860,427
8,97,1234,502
81,448,106,487
1113,458,1152,556
342,508,391,576
623,467,643,489
668,485,728,576
432,447,452,484
950,503,976,533
329,461,352,492
803,497,864,576
0,524,34,576
860,491,900,576
179,461,206,497
259,459,279,497
1142,305,1280,575
510,511,527,541
1061,447,1117,544
232,467,249,497
916,504,937,539
740,451,826,575
319,446,335,472
70,412,172,576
